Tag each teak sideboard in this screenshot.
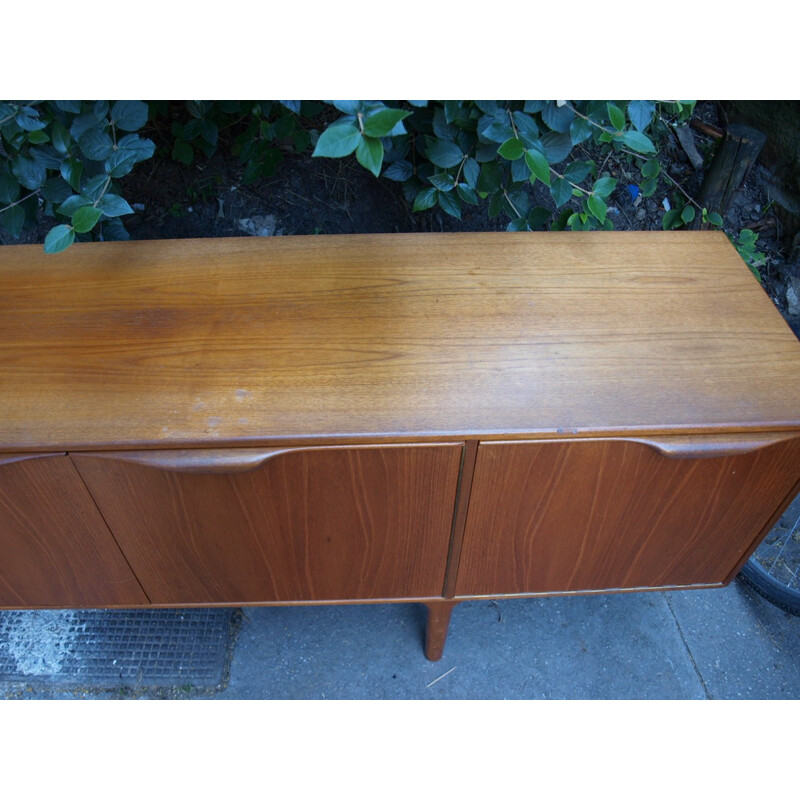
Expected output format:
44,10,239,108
3,231,800,660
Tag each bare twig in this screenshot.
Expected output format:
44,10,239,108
426,666,457,688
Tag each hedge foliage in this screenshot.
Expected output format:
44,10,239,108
0,100,695,252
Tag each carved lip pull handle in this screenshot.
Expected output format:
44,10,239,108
70,448,295,474
0,452,68,467
627,432,800,459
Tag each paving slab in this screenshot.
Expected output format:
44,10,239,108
2,579,798,699
666,579,800,699
220,592,706,699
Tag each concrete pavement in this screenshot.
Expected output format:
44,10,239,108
3,575,798,699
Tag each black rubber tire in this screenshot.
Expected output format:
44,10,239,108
739,558,800,616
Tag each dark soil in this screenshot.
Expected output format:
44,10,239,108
4,101,798,331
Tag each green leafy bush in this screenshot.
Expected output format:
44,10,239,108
2,99,701,252
157,100,323,182
311,100,696,232
0,101,154,252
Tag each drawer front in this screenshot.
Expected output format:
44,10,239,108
72,444,462,604
0,454,147,607
455,436,800,597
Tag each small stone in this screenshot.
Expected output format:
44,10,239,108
786,278,800,315
237,215,277,237
636,208,647,220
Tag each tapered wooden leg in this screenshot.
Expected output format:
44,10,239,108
424,600,459,661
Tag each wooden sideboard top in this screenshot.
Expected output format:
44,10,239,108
2,231,800,452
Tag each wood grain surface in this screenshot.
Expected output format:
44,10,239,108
455,436,800,597
0,454,147,607
71,444,461,604
3,232,800,452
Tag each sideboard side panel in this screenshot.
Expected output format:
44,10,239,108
72,445,462,604
0,455,148,607
455,437,800,597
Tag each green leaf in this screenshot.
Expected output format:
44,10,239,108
118,134,156,163
92,100,109,120
569,117,593,145
42,176,72,205
56,195,92,217
355,136,384,177
313,123,361,158
563,161,593,184
0,205,25,237
70,113,100,141
607,103,625,131
15,107,46,131
12,155,46,190
463,158,480,189
106,149,139,178
477,113,513,144
0,169,20,204
739,228,758,244
523,101,545,114
513,111,539,145
628,100,655,132
477,161,501,194
497,138,525,161
100,217,130,241
456,184,479,205
110,100,149,132
706,211,723,227
30,146,62,170
587,194,607,223
475,100,499,114
97,194,134,217
550,177,572,207
551,208,572,231
592,177,617,197
199,119,218,147
507,217,529,232
527,207,551,229
437,190,461,218
429,173,455,192
60,158,84,192
525,147,550,186
662,209,683,230
72,205,103,233
332,101,361,114
79,127,114,161
50,120,71,155
172,139,194,165
383,160,413,182
81,174,111,202
640,177,658,197
43,224,75,253
540,131,572,164
622,130,656,154
413,186,437,212
681,204,696,224
54,100,82,114
641,159,660,179
362,108,411,137
488,192,504,218
27,130,49,144
541,102,575,133
426,138,463,169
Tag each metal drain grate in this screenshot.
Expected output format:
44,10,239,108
0,608,236,690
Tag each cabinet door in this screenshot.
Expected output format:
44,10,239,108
455,436,800,597
72,445,461,604
0,454,147,607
